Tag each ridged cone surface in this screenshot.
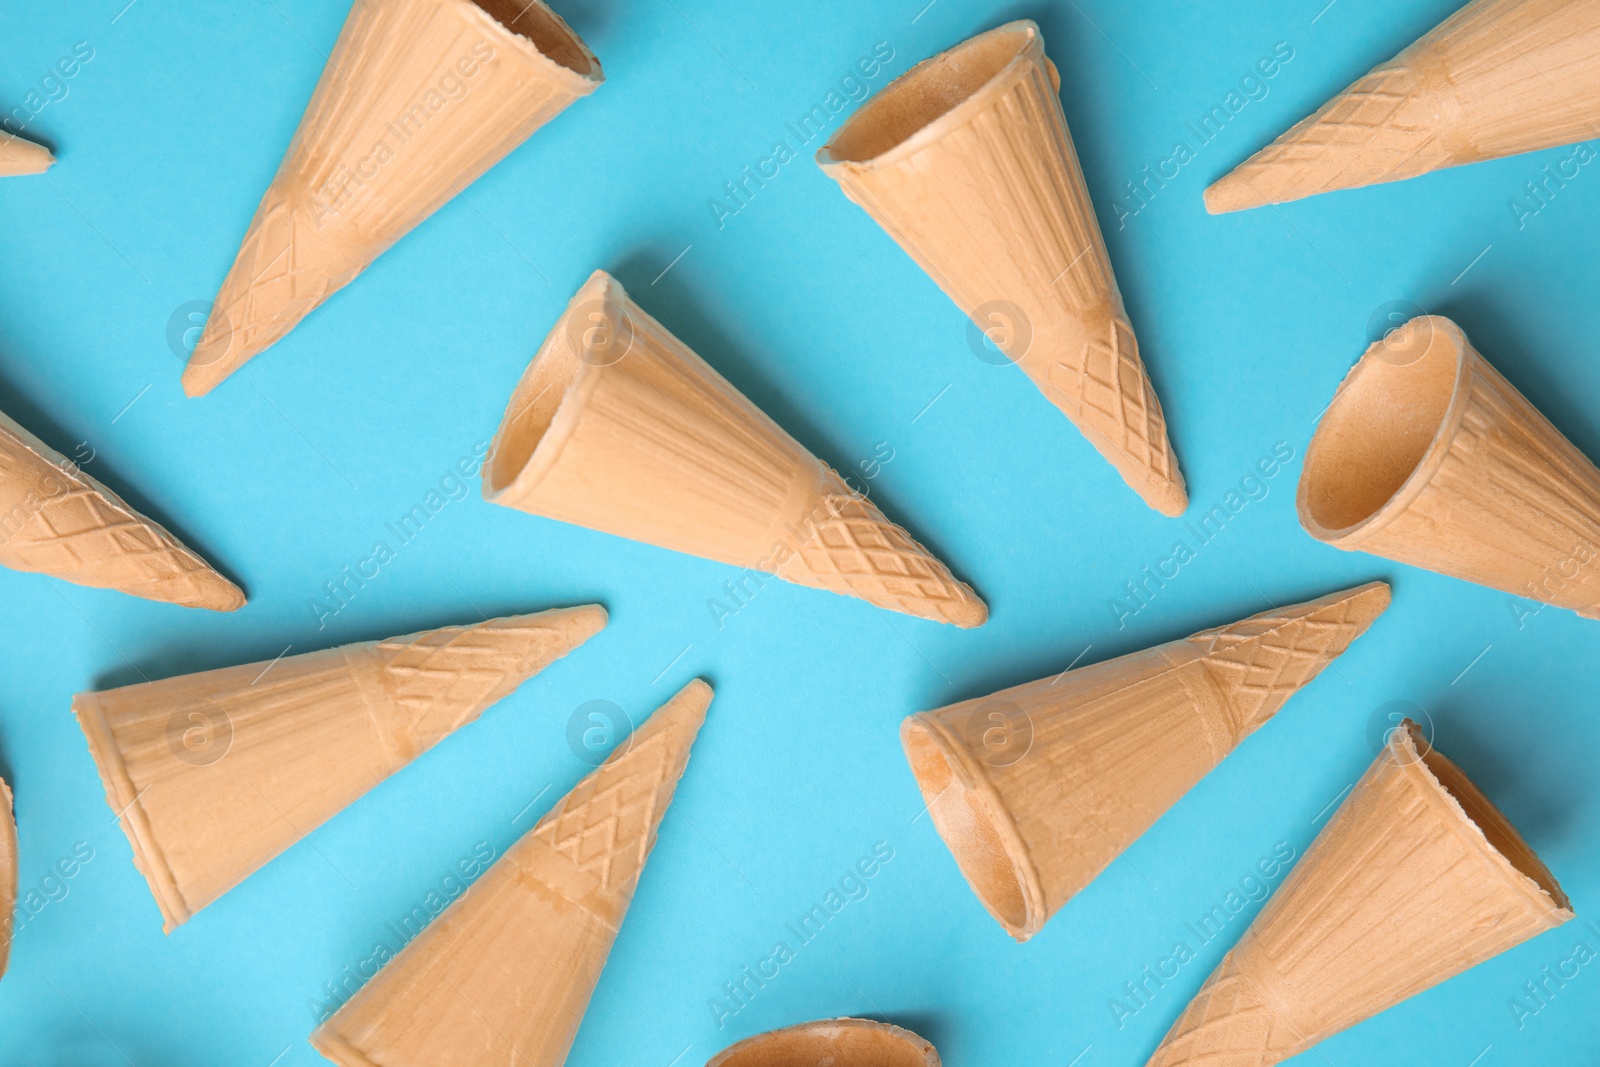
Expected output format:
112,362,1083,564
707,1018,941,1067
185,0,601,395
819,21,1185,515
904,583,1388,940
1207,0,1600,211
1146,725,1571,1066
484,270,986,627
0,408,243,610
0,132,53,176
311,679,711,1067
72,605,605,930
0,779,14,979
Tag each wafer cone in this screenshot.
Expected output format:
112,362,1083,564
484,270,987,627
817,21,1186,516
183,0,602,396
1146,721,1571,1066
0,778,15,980
1300,316,1600,617
72,605,604,931
707,1018,940,1067
0,408,243,610
1207,0,1600,212
902,582,1389,941
311,678,710,1067
0,132,53,176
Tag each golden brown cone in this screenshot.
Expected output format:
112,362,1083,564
184,0,603,396
0,408,243,610
1145,721,1571,1066
1300,316,1600,618
0,778,14,979
72,605,605,931
707,1018,940,1067
484,270,987,627
817,21,1186,516
0,132,53,176
1207,0,1600,212
902,582,1389,941
310,678,711,1067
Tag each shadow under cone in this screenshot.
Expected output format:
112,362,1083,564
72,605,605,931
902,582,1389,941
483,270,987,627
184,0,602,396
1146,721,1571,1066
311,678,711,1067
0,779,14,980
817,21,1186,516
707,1018,940,1067
0,132,53,176
1207,0,1600,212
1300,316,1600,618
0,408,243,610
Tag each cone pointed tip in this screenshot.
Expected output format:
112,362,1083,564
1203,170,1263,214
558,603,608,644
672,677,714,711
951,594,989,628
194,577,248,612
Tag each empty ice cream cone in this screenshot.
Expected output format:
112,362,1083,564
184,0,603,396
1146,721,1571,1066
483,270,987,627
0,778,14,980
1207,0,1600,212
72,605,605,931
903,582,1389,941
0,408,243,610
311,678,711,1067
817,21,1186,516
0,132,53,176
707,1018,940,1067
1300,316,1600,618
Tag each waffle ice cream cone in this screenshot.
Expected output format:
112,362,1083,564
1146,721,1572,1066
707,1018,940,1067
0,132,53,176
72,605,605,931
902,582,1389,941
0,779,15,980
1207,0,1600,212
817,21,1186,516
1300,316,1600,618
311,678,711,1067
184,0,602,396
0,408,243,610
483,270,987,627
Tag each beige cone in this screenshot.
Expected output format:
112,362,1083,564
311,678,710,1067
0,778,14,979
1300,316,1600,618
1146,721,1571,1066
817,21,1186,516
1207,0,1600,212
184,0,603,396
707,1018,940,1067
72,605,605,931
0,408,243,610
902,582,1389,941
0,132,53,176
483,270,988,628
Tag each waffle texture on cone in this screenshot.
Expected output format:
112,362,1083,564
0,132,53,176
0,779,14,980
1206,0,1600,212
1146,721,1571,1066
72,605,605,931
902,582,1389,940
483,269,987,627
706,1018,940,1067
817,21,1186,516
311,679,711,1067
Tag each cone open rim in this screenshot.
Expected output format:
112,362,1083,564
1298,316,1471,545
819,21,1043,170
901,714,1044,941
468,0,601,83
706,1018,939,1067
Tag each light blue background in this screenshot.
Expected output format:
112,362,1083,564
1,0,1597,1064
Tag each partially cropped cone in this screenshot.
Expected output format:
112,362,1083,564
1300,316,1600,618
184,0,603,396
312,678,710,1067
72,605,605,931
707,1019,940,1067
0,132,53,176
1146,721,1571,1066
0,778,15,980
483,270,987,627
1207,0,1600,212
0,408,243,610
902,582,1389,941
817,21,1186,516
